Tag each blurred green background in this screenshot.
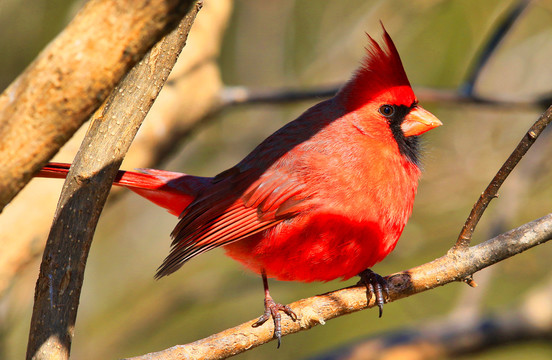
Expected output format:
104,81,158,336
1,0,552,359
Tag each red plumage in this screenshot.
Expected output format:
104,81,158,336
36,26,441,342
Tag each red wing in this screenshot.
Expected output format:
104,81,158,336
155,168,311,278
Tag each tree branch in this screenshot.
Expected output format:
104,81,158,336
125,213,552,360
0,0,193,212
455,105,552,249
0,0,231,299
25,2,202,359
308,275,552,360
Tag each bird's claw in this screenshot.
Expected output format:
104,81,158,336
252,297,297,348
358,269,389,317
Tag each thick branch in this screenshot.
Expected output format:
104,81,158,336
311,276,552,360
125,213,552,360
0,0,193,212
0,0,231,299
455,105,552,248
26,2,201,360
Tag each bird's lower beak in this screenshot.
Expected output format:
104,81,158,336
401,106,442,137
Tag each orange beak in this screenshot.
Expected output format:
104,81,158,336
401,106,442,137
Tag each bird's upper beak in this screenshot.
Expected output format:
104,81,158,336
401,106,442,137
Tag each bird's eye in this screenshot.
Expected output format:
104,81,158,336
379,105,395,117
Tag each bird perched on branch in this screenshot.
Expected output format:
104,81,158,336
37,25,441,346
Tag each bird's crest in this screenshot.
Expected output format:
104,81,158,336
339,24,415,109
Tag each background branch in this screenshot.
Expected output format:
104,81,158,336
461,0,532,96
217,1,542,113
219,85,552,110
26,2,201,359
126,213,552,360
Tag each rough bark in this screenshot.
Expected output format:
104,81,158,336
0,0,193,211
0,0,231,299
26,2,201,359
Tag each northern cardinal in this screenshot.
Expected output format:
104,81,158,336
37,27,441,345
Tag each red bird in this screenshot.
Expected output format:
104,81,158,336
37,28,441,345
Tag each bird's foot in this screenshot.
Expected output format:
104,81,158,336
357,269,389,317
252,295,297,348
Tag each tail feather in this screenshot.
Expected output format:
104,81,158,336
36,163,74,180
36,162,205,216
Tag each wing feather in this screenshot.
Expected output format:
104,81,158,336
156,167,312,278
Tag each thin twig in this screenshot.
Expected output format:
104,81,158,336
454,105,552,249
25,2,202,360
125,213,552,360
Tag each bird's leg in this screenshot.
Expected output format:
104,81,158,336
252,270,297,348
357,269,390,317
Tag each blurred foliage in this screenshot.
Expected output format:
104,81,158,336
1,0,552,359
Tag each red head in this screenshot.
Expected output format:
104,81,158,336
338,25,441,138
340,25,414,108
